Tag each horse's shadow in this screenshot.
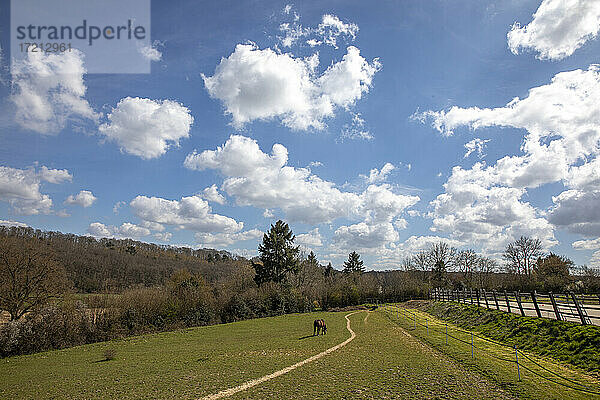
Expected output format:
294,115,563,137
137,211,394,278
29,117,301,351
298,334,314,340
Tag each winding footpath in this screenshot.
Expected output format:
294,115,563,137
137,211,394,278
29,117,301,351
199,310,365,400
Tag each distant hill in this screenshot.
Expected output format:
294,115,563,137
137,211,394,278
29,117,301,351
0,226,247,292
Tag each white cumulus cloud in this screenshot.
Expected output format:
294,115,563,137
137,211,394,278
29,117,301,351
185,135,419,250
415,65,600,251
130,194,243,233
296,228,323,248
278,10,358,49
11,50,99,134
573,237,600,267
195,229,263,248
340,112,373,141
202,44,380,131
153,232,172,242
0,220,28,228
201,185,226,205
361,162,395,184
429,164,556,251
99,97,194,159
507,0,600,60
65,190,97,208
0,165,72,215
464,138,490,159
548,190,600,236
333,222,399,250
138,41,163,62
87,222,151,239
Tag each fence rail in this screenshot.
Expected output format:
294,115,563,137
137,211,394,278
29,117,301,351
430,288,600,326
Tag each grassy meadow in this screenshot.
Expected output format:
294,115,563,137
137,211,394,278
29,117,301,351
1,306,598,399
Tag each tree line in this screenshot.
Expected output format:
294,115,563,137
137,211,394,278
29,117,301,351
0,222,418,357
0,222,598,358
401,236,599,293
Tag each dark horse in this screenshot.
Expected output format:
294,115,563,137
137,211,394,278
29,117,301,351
313,319,327,336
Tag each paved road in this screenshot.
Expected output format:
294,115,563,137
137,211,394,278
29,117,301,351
470,300,600,326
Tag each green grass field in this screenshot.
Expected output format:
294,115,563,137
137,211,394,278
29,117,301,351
1,306,598,399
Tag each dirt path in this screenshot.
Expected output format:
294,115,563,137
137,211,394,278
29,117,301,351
199,310,365,400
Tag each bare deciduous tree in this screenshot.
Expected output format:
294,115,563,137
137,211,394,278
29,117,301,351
428,242,456,286
0,236,68,320
503,236,543,275
412,251,429,281
475,256,498,288
454,249,478,286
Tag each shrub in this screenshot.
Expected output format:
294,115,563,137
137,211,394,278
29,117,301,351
103,348,116,361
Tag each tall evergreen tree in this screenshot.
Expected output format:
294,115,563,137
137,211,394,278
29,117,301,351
324,262,334,277
343,251,364,274
253,220,300,285
307,251,318,267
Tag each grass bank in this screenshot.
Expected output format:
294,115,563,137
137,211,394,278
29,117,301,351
421,301,600,373
383,304,600,400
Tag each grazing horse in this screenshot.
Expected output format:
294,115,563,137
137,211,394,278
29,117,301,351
313,319,327,335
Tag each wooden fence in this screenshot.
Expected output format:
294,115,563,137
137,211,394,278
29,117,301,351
430,288,600,326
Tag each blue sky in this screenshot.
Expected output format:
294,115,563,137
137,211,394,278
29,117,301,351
1,0,600,270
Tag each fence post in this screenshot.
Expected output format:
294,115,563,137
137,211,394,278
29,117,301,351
531,291,542,318
549,292,562,321
470,289,474,304
504,290,511,313
492,291,500,310
476,289,480,307
471,332,474,359
426,318,429,336
445,323,448,344
483,289,490,309
570,292,588,325
514,291,525,316
515,346,521,381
